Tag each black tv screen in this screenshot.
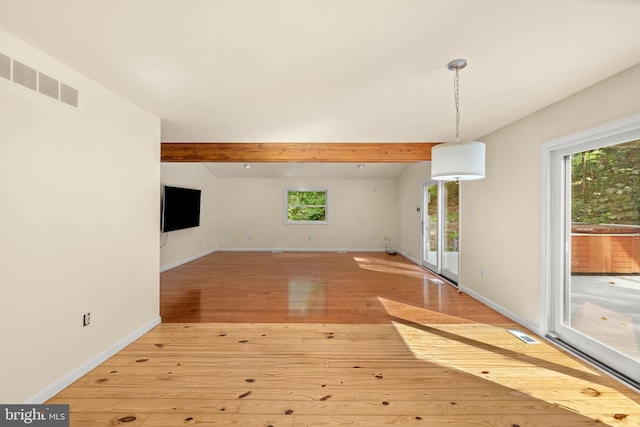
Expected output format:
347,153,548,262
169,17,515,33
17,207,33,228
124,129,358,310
161,185,201,232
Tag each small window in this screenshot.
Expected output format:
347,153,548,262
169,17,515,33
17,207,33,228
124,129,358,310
285,189,328,224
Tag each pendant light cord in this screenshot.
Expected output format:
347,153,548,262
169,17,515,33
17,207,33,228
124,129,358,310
454,67,461,143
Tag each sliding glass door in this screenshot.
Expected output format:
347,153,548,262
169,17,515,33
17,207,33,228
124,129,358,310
443,181,459,280
548,133,640,385
423,182,438,272
422,181,459,283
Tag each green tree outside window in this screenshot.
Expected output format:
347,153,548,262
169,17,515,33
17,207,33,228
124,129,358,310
571,139,640,225
287,190,327,222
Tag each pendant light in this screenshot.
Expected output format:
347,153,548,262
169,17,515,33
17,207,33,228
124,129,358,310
431,59,485,181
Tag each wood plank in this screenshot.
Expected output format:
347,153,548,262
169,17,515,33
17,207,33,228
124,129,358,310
54,397,639,417
64,412,613,426
160,142,437,162
159,252,508,324
51,322,640,426
47,252,640,427
67,412,151,427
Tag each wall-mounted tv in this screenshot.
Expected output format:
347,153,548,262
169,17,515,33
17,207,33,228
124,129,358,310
161,185,201,232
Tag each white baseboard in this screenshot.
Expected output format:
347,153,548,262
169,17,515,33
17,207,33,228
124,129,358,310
400,253,541,336
160,248,216,272
399,251,420,266
161,248,397,271
458,285,541,336
24,316,161,404
216,247,387,253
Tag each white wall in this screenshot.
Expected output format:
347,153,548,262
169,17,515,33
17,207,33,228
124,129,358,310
0,29,160,403
216,177,397,251
397,162,431,263
460,63,640,330
160,163,218,270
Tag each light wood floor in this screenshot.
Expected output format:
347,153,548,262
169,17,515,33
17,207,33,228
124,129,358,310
49,252,640,426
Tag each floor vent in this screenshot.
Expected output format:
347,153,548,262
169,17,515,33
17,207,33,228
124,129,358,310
508,329,540,344
1,51,78,108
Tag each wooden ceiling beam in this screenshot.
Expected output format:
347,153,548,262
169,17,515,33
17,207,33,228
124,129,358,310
161,142,437,162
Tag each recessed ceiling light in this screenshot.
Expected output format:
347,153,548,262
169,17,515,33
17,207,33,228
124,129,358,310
357,164,365,169
244,164,251,169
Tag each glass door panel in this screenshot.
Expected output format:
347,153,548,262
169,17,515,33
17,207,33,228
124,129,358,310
422,181,459,283
442,181,459,281
423,182,439,271
552,138,640,384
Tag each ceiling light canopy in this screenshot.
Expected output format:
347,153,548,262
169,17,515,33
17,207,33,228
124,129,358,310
431,59,486,182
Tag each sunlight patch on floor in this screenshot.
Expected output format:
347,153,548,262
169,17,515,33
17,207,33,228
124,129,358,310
379,297,640,420
353,256,429,278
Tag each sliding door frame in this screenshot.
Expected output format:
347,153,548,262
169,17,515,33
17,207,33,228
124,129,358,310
421,180,459,284
542,114,640,386
422,181,440,273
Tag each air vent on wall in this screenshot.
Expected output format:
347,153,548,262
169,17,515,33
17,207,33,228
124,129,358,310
60,82,78,107
0,52,9,80
38,72,59,100
0,51,78,108
13,60,37,90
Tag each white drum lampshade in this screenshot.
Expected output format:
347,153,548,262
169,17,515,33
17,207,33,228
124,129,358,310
430,140,485,181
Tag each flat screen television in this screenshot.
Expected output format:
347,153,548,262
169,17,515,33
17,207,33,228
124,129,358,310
161,185,201,232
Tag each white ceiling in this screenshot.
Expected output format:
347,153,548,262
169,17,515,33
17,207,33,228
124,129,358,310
204,162,408,179
1,0,639,178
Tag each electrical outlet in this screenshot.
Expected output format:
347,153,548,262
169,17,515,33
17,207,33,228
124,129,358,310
83,312,91,327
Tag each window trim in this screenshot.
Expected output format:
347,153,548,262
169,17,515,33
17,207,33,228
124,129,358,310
284,187,329,225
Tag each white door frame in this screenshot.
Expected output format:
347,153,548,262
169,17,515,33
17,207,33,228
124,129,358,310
422,180,459,283
422,180,440,273
542,114,640,385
